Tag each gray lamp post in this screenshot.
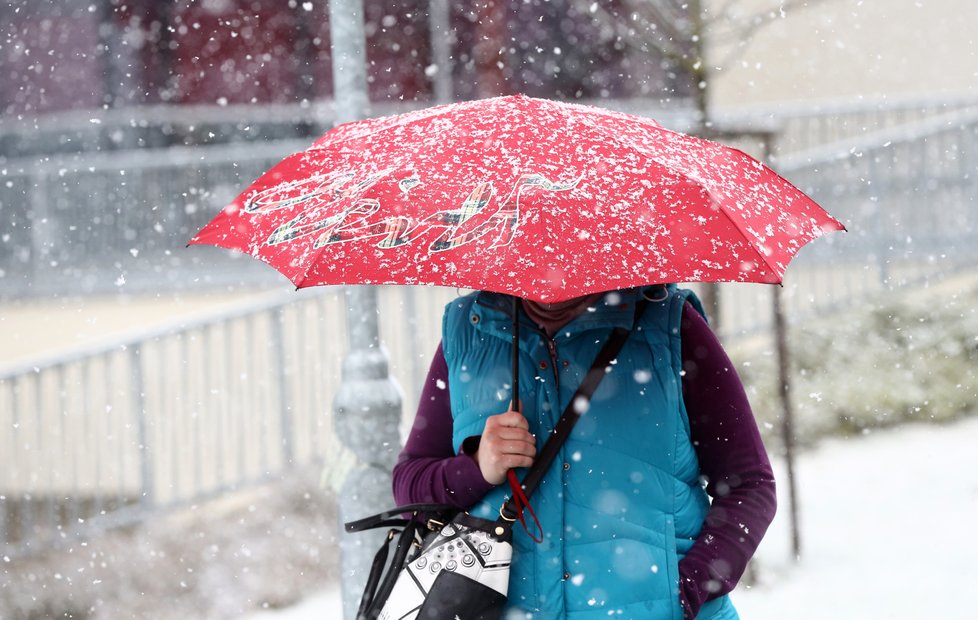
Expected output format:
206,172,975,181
427,0,454,103
328,1,403,618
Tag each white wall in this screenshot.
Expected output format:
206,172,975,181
708,0,978,108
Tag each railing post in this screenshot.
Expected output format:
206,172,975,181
762,130,802,562
0,480,7,548
130,344,154,508
271,307,295,467
967,125,978,260
403,287,427,408
772,285,802,562
868,146,889,287
29,170,53,289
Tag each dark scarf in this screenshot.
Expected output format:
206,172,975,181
523,293,604,338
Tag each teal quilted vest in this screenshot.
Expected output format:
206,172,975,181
442,287,738,620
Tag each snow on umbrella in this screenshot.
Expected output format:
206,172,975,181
189,94,844,394
188,94,844,303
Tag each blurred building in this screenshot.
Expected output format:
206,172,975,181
0,0,696,297
0,0,692,135
709,0,978,107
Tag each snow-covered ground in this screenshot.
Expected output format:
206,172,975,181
243,416,978,620
735,416,978,619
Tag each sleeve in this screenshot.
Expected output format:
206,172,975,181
391,341,496,508
676,303,778,619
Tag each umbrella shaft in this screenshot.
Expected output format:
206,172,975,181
512,296,520,411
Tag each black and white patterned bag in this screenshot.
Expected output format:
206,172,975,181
345,504,514,620
380,511,511,620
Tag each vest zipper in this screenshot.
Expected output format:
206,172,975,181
546,338,560,391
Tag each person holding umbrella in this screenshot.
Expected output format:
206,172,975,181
190,95,842,619
393,285,776,619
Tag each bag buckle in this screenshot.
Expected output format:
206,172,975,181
498,505,517,522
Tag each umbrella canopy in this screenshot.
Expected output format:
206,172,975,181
189,94,843,303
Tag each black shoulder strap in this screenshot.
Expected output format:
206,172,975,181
344,502,455,533
501,297,648,520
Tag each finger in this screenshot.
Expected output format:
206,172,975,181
484,426,533,444
492,427,535,443
488,438,536,457
502,440,536,456
495,410,529,430
500,455,535,470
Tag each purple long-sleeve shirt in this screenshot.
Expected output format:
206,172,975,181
392,304,776,618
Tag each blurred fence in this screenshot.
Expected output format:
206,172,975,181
718,89,978,154
2,96,978,556
0,140,301,298
715,106,978,337
0,99,427,159
0,283,457,556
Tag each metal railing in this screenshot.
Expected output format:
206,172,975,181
0,283,458,557
2,98,977,556
717,89,978,154
713,107,978,338
0,139,307,298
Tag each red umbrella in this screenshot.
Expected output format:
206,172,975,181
189,94,843,304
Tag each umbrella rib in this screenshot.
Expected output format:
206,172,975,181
579,116,723,194
711,198,784,280
579,119,783,281
290,240,333,290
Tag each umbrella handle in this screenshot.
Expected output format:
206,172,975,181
511,295,521,411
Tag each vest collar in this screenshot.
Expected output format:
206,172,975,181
471,286,662,342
